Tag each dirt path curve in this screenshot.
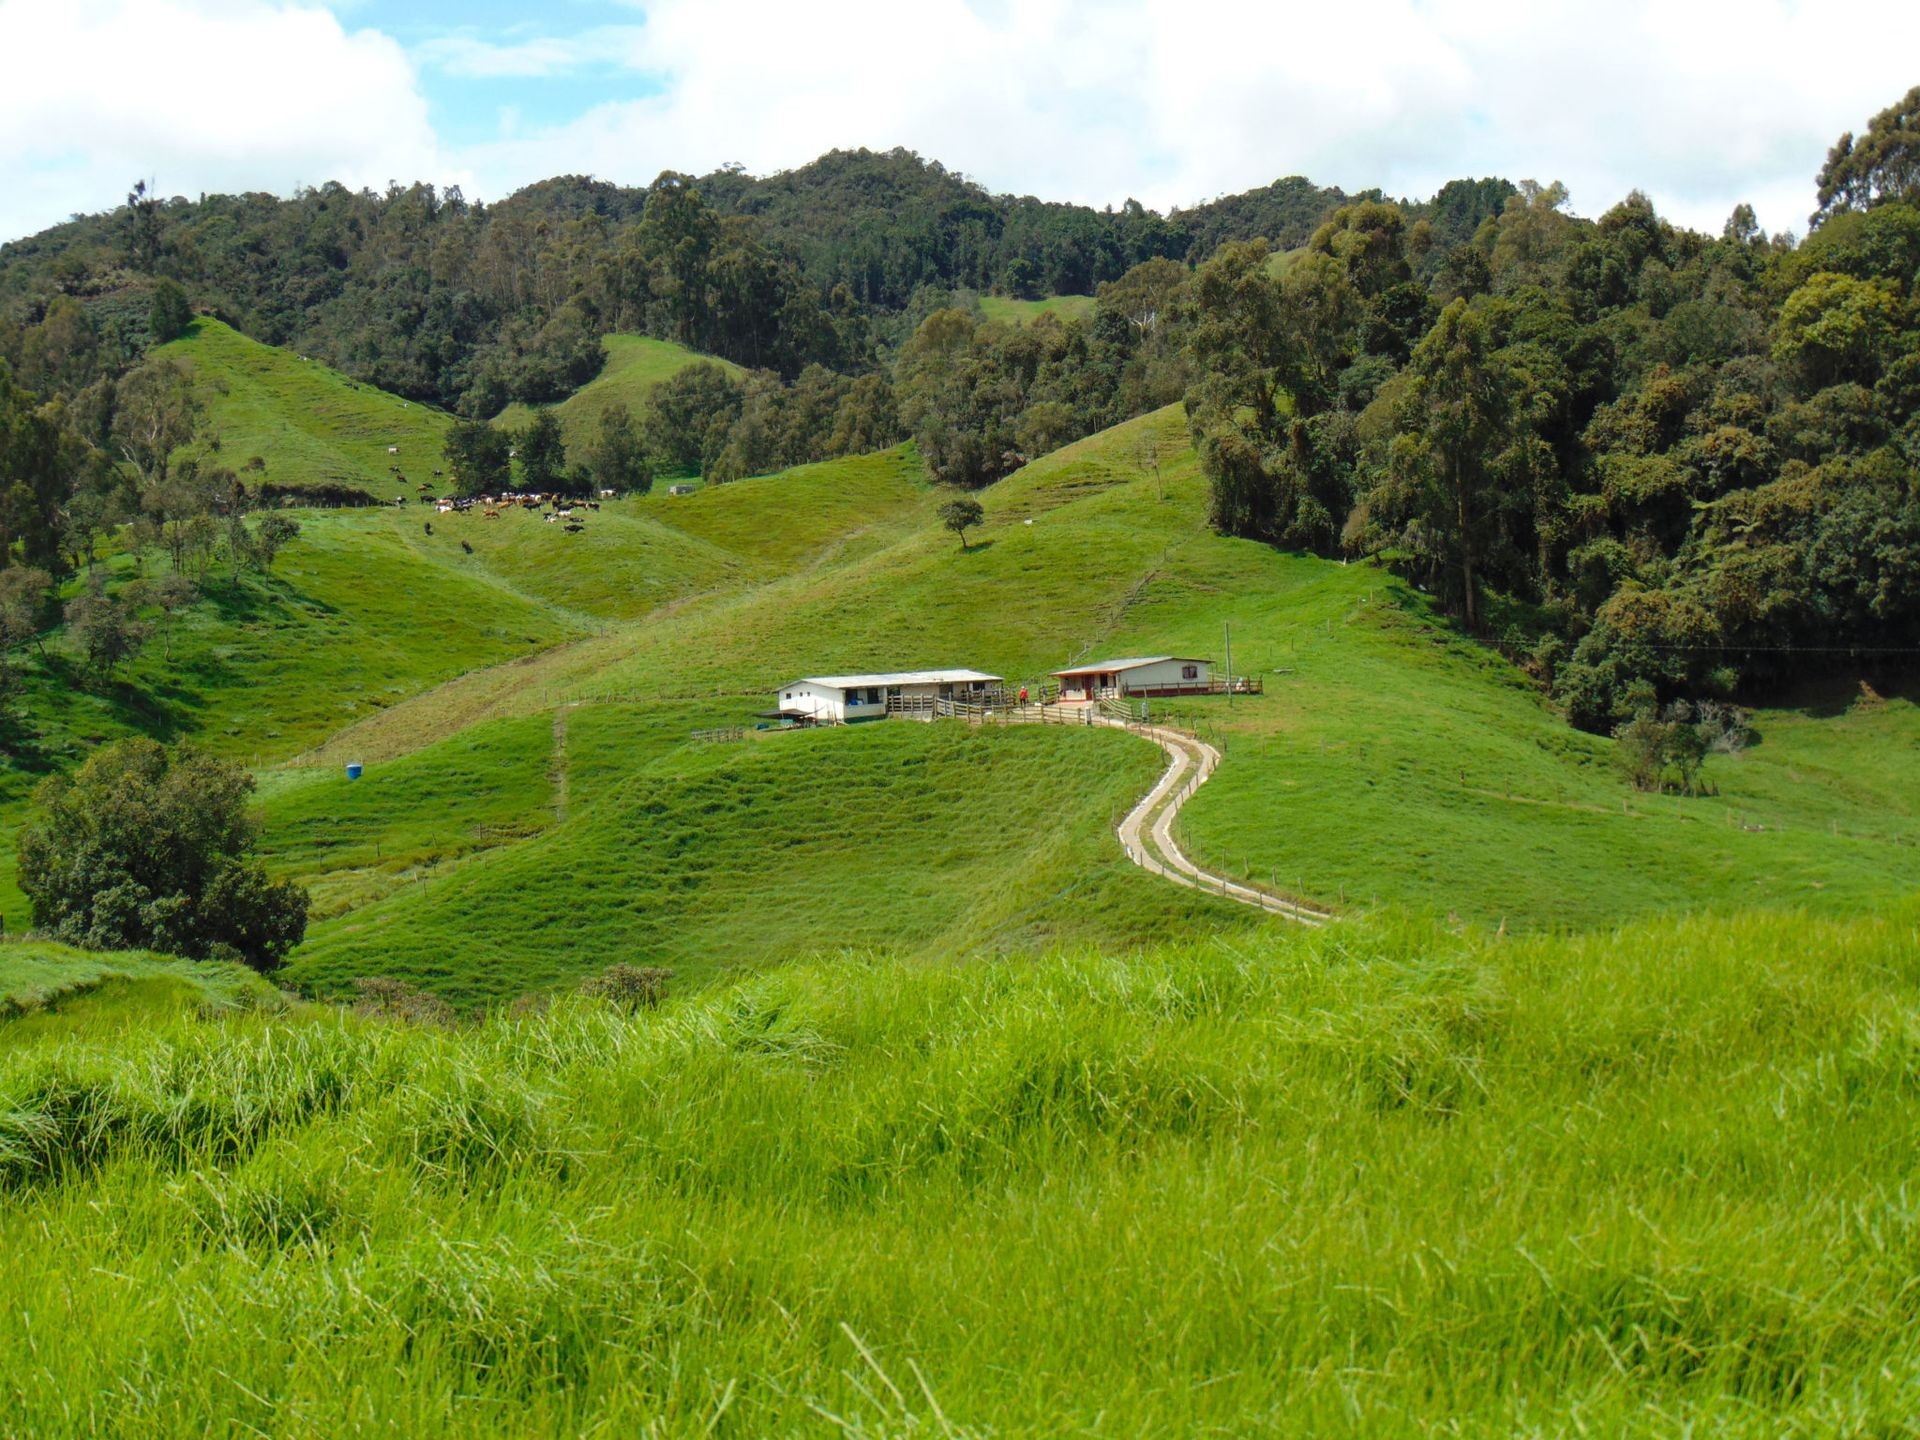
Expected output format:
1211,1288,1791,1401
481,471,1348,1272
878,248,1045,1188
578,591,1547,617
1010,706,1329,924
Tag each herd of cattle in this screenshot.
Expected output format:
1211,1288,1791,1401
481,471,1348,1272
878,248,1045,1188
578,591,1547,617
385,461,612,535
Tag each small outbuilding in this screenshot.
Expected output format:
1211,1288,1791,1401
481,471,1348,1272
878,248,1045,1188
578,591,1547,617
765,669,1005,725
666,483,697,496
1051,656,1212,700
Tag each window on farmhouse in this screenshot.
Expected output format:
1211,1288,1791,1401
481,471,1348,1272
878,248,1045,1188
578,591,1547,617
1182,665,1198,680
866,688,882,704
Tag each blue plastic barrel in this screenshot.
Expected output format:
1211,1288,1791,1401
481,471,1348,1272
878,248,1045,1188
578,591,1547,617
345,762,363,780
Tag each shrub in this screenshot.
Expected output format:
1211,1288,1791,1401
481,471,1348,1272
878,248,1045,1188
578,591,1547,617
578,964,673,1012
350,977,457,1027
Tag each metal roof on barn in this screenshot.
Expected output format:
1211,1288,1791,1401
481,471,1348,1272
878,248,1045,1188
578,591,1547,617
1051,656,1211,676
792,669,1004,690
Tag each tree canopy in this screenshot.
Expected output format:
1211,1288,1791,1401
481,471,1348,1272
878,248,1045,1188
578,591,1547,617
17,739,310,970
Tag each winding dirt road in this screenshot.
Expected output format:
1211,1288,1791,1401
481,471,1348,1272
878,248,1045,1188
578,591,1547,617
1012,706,1330,924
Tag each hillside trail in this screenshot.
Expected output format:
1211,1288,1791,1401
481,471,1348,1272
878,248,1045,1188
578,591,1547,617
1006,704,1330,925
550,707,571,824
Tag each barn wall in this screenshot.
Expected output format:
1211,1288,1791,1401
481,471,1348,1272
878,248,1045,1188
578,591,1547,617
778,682,845,722
1119,660,1210,695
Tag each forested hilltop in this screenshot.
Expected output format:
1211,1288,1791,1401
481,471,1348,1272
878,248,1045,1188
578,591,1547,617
0,149,1500,414
2,89,1917,734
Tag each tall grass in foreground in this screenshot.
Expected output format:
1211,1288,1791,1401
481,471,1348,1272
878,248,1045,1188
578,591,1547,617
4,906,1920,1436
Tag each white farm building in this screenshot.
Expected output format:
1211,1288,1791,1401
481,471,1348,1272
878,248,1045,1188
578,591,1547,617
765,669,1005,725
1051,656,1213,700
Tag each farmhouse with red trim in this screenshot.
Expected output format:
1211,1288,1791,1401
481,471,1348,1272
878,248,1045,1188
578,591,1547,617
1051,656,1213,700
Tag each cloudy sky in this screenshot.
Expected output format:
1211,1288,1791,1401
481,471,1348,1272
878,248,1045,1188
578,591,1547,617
2,0,1915,246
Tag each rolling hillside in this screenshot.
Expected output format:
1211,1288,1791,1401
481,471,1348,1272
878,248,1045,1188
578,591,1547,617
277,406,1920,952
5,337,1917,990
286,721,1240,1003
492,334,741,447
7,323,1920,1437
158,318,453,500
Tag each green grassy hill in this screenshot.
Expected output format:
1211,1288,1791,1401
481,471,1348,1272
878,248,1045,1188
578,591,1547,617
8,328,1920,1435
285,720,1242,1004
159,318,452,500
493,334,741,446
6,904,1920,1435
977,294,1098,325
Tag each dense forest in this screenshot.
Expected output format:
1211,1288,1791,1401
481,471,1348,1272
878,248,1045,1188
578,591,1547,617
2,88,1917,733
1179,87,1920,726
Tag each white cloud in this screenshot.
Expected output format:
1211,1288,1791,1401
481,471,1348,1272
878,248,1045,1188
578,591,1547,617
453,0,1920,238
416,28,646,79
0,0,457,242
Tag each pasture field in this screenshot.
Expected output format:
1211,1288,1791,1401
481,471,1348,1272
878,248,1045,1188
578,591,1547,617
158,318,452,499
6,320,1920,1438
5,904,1920,1435
286,719,1246,1004
976,293,1098,326
255,712,559,921
493,334,741,448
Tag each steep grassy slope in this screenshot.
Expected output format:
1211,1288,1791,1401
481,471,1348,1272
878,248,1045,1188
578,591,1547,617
493,334,741,446
287,720,1244,1004
0,526,582,920
159,318,451,498
256,712,558,920
6,906,1920,1435
1,515,578,787
627,444,931,573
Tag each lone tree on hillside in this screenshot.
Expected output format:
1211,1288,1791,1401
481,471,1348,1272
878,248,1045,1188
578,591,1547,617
243,513,301,573
16,739,309,971
939,497,984,551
